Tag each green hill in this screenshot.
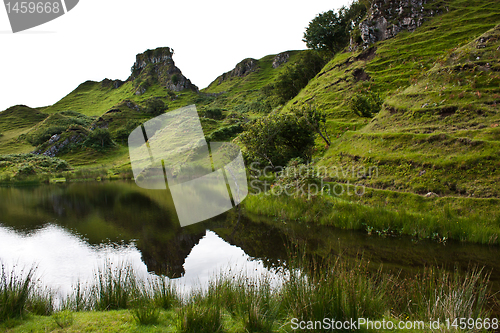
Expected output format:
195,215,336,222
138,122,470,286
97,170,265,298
285,0,500,199
0,0,499,241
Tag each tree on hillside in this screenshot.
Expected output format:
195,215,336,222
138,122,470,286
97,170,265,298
263,51,326,105
145,99,167,116
85,128,114,148
239,112,315,169
303,1,368,54
293,103,331,146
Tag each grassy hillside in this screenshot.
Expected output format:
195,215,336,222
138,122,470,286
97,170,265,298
0,49,316,181
280,0,500,201
0,0,499,238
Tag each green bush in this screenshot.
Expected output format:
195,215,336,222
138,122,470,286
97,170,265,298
203,108,224,120
349,90,383,117
84,128,114,149
171,74,180,85
16,164,36,176
113,120,143,144
303,0,367,54
206,124,243,142
265,51,326,103
25,111,93,146
145,99,167,116
27,126,66,146
240,112,315,168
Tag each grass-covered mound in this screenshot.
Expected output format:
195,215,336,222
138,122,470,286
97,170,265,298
0,154,70,182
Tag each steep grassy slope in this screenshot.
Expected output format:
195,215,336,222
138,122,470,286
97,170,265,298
1,0,499,205
202,50,316,114
0,105,48,155
284,0,500,200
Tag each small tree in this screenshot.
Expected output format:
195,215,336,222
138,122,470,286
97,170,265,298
239,112,315,169
303,1,367,54
85,128,114,148
293,103,331,146
303,10,346,54
263,51,326,104
145,99,167,116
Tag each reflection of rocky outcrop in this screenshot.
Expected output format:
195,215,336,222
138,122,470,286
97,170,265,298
208,216,288,271
139,230,206,278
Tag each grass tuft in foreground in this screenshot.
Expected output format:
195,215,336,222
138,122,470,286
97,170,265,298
0,255,495,332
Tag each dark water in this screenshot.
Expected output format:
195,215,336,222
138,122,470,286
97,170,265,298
1,181,499,305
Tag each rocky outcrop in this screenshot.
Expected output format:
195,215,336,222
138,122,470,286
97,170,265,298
32,127,88,157
357,0,440,48
128,47,198,94
101,78,124,89
272,52,290,68
125,100,142,112
215,58,259,84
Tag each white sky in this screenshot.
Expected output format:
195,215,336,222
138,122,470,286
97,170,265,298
0,0,350,112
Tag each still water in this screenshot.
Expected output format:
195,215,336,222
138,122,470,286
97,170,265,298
1,181,499,303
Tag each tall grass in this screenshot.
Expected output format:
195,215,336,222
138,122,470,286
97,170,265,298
280,256,388,325
0,264,35,321
1,257,495,331
92,260,138,311
0,264,53,322
151,277,178,310
385,266,492,322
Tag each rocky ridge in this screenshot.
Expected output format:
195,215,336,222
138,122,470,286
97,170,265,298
128,47,198,95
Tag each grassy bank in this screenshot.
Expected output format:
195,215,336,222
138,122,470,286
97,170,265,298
243,188,500,245
0,255,495,332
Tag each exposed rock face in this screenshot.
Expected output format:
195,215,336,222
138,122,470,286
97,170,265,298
128,47,198,94
32,128,87,157
358,0,439,47
272,52,290,68
216,58,259,84
125,100,142,112
101,78,124,89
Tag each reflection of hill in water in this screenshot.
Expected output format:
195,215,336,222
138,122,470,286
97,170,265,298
139,230,206,278
1,182,500,288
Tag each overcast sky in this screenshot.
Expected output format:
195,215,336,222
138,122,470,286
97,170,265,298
0,0,350,112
